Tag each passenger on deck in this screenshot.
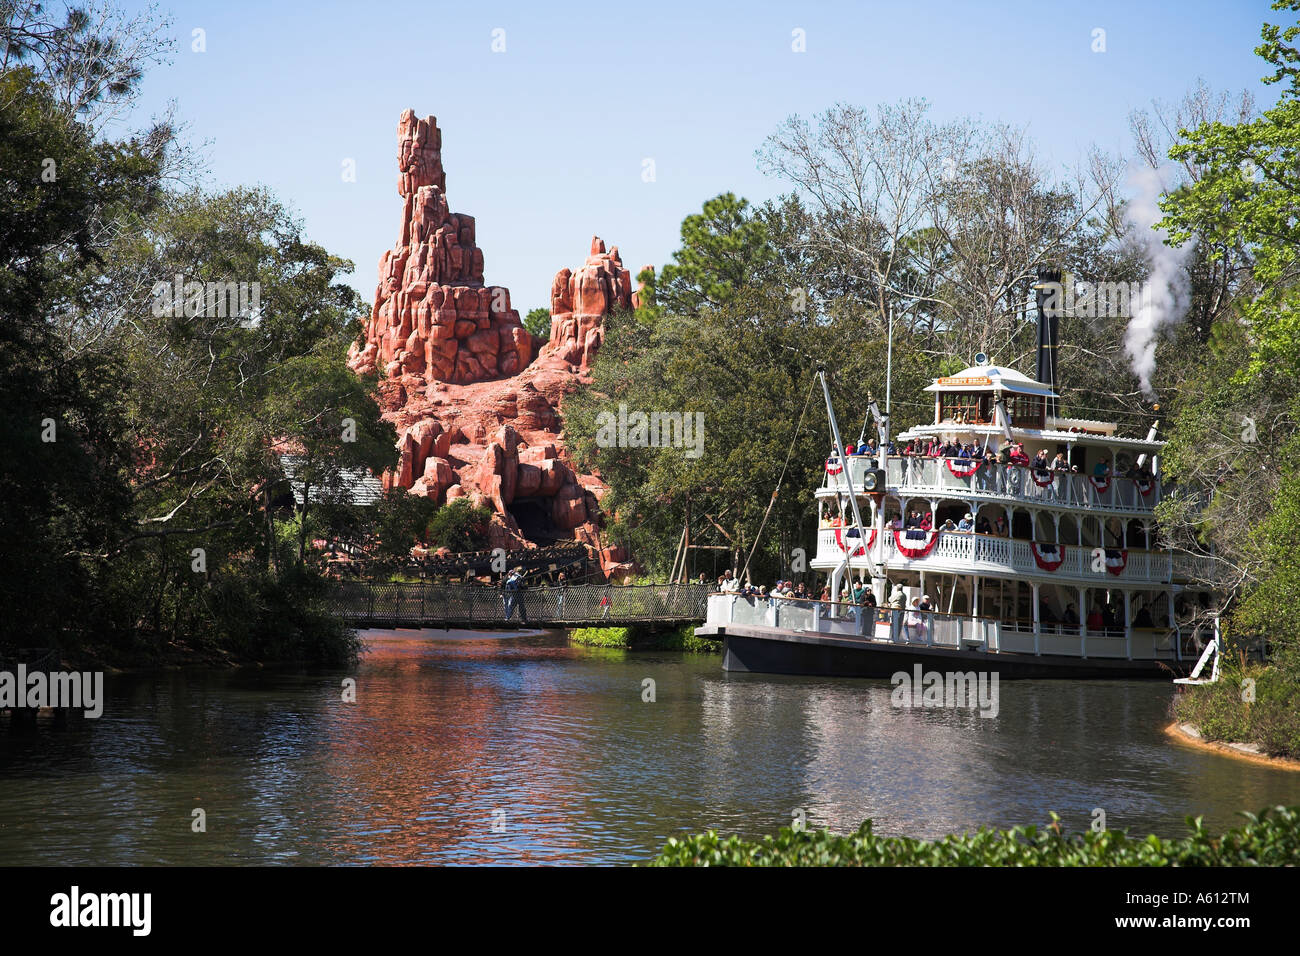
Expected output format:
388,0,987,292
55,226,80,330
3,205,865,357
1093,457,1111,479
1086,607,1104,631
1063,603,1079,626
993,515,1009,537
976,516,992,534
906,598,928,641
939,517,957,532
1032,449,1050,472
1051,452,1070,472
1134,606,1154,628
957,512,974,532
1009,443,1030,467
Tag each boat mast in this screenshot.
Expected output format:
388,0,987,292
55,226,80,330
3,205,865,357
818,365,870,588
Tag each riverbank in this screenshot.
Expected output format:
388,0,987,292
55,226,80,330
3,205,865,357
1165,721,1300,772
1171,657,1300,761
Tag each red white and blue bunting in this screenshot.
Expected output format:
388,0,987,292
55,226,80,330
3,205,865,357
944,458,982,478
1030,468,1055,487
1105,548,1128,576
893,529,939,559
1089,475,1112,493
825,456,844,476
1030,541,1066,572
1135,478,1155,497
835,527,876,557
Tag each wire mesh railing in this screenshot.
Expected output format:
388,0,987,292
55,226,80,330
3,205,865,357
325,581,711,626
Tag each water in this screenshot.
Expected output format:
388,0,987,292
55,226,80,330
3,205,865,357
2,629,1298,865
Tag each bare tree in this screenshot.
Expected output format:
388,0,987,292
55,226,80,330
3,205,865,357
759,100,1120,365
1,0,173,130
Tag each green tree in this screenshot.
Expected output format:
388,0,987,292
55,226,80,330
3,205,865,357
1157,0,1300,653
523,306,551,338
426,499,493,553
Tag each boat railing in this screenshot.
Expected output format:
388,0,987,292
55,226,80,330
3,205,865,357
813,527,1188,584
823,455,1160,513
705,593,1185,661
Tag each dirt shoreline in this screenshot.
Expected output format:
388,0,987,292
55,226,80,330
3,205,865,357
1165,721,1300,772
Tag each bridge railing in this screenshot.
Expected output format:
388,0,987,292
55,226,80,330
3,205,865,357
326,581,711,626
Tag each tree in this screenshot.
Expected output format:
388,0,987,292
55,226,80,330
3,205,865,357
523,306,551,338
0,66,164,651
426,499,492,553
1156,1,1300,650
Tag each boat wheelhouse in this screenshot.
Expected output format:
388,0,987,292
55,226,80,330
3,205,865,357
699,276,1219,679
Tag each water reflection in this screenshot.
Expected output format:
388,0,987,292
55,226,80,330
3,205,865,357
1,629,1298,865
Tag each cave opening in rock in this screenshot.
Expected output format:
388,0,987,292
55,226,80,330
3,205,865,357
508,496,560,545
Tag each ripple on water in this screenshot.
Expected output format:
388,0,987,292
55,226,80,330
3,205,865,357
2,632,1299,864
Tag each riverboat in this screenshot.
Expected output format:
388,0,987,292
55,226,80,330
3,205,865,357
698,274,1221,679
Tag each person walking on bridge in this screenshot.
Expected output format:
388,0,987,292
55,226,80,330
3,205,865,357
504,567,529,624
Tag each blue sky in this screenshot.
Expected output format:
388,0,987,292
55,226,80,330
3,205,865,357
116,0,1273,311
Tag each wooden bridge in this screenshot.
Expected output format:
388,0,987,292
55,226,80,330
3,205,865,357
325,581,711,628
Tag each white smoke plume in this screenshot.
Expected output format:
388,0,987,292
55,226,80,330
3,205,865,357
1122,165,1195,397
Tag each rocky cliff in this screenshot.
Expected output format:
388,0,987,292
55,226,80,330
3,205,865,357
348,110,634,578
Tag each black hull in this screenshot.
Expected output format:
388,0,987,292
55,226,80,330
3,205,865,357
713,627,1191,680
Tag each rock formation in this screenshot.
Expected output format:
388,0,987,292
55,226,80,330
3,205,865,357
348,109,634,578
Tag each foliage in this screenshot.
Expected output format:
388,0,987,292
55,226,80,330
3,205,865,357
0,17,391,666
569,626,633,648
1156,1,1300,661
425,499,493,553
650,806,1300,866
523,306,551,338
1173,651,1300,759
569,623,720,652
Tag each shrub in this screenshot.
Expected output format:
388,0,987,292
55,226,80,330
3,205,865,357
650,806,1300,866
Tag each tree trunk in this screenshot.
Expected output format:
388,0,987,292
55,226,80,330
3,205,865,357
298,482,311,565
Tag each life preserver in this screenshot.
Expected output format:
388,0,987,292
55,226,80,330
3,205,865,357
1030,541,1066,572
835,527,876,557
893,529,939,559
945,458,981,478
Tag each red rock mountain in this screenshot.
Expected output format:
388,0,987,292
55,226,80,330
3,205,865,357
347,109,634,577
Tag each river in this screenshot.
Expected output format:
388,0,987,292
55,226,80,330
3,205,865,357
2,628,1298,865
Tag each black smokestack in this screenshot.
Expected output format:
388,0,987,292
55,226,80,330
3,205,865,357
1034,267,1061,395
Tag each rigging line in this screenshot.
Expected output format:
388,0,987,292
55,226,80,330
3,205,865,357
740,373,818,585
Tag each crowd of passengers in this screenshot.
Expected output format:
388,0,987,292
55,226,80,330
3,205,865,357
837,437,1154,482
712,568,1158,634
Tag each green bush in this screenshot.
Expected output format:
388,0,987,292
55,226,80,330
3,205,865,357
426,499,493,552
1173,652,1300,759
569,626,633,648
568,623,720,652
650,806,1300,866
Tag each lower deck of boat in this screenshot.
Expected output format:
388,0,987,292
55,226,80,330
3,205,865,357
702,622,1193,680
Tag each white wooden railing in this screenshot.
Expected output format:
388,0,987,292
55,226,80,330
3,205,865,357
822,455,1160,514
811,527,1215,584
704,594,1182,661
